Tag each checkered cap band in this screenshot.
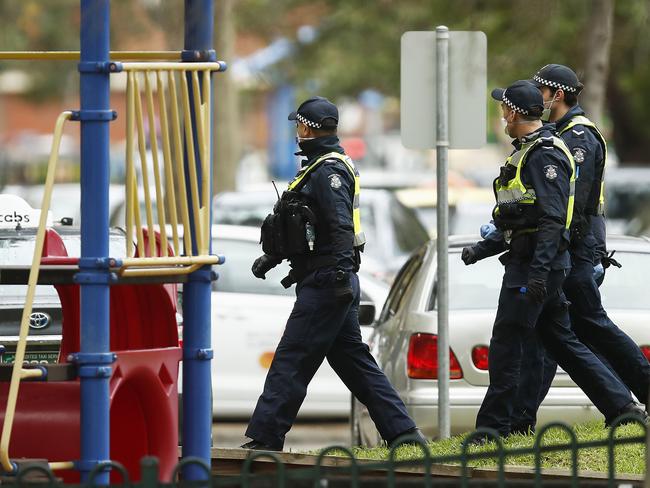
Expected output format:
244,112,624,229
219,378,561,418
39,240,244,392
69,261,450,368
502,93,529,115
533,75,578,93
296,113,322,129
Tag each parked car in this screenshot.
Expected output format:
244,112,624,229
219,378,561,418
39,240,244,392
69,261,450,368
179,225,389,418
0,194,130,365
2,183,125,226
353,234,650,444
394,186,494,237
213,188,430,283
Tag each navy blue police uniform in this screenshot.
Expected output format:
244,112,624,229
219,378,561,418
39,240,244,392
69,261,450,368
242,97,419,450
512,65,650,432
462,81,635,437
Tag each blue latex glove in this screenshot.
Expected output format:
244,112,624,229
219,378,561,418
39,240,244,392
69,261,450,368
593,262,605,283
480,222,503,242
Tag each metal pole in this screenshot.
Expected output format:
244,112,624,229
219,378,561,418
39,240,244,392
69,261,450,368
78,0,113,482
435,25,450,440
182,0,215,480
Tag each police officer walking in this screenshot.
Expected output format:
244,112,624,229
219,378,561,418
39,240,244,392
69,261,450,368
511,65,650,433
461,80,639,438
241,96,424,451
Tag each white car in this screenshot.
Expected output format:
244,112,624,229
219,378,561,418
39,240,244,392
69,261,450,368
179,225,389,418
354,234,650,444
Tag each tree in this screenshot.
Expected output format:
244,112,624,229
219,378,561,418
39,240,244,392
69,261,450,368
581,0,615,126
213,0,240,194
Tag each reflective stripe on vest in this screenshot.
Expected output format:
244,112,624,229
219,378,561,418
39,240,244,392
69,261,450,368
494,135,576,230
558,115,607,215
288,152,366,248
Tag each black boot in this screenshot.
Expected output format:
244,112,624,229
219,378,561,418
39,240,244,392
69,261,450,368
240,439,282,451
606,401,649,427
388,427,429,448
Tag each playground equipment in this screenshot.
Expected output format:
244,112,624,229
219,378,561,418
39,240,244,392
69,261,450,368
0,0,223,482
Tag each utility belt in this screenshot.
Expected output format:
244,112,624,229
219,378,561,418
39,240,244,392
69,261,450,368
280,255,337,288
260,190,318,258
500,229,569,264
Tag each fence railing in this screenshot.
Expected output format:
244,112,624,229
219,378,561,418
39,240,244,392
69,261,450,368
1,416,646,487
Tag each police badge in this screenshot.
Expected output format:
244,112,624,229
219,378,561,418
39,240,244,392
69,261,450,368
329,174,342,189
573,147,586,164
544,164,558,181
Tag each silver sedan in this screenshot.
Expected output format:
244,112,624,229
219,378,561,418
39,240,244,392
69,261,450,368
353,235,650,445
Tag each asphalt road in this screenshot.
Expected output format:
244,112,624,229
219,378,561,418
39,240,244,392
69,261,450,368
212,420,350,452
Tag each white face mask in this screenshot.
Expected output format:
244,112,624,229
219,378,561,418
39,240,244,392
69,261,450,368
296,135,315,144
501,117,512,136
541,100,554,122
541,93,560,122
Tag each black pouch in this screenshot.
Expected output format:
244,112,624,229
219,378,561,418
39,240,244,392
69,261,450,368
498,165,516,186
261,213,286,256
286,213,307,255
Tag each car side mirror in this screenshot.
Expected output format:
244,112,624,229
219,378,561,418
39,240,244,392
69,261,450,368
358,302,376,326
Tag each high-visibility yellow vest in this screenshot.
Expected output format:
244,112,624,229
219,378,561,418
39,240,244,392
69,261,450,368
558,115,607,215
494,135,576,232
288,152,366,248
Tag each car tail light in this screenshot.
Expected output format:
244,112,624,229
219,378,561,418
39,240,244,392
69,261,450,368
407,333,463,379
640,345,650,363
472,345,489,370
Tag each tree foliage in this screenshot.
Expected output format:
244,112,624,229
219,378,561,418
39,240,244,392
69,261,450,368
236,0,650,163
0,0,648,162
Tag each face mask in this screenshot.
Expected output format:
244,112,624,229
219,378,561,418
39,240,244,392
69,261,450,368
541,97,557,122
501,116,512,136
296,136,315,143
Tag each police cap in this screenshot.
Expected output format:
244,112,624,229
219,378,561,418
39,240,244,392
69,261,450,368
491,80,544,118
530,64,584,94
288,96,338,129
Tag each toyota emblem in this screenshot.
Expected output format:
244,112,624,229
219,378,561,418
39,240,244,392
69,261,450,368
29,312,51,330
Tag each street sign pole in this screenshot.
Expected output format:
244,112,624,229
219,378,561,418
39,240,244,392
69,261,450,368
401,27,486,441
435,25,450,440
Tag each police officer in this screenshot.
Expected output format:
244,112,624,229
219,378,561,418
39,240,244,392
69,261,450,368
461,80,638,438
241,97,424,450
511,65,650,433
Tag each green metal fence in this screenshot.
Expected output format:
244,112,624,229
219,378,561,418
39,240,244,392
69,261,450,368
3,415,646,487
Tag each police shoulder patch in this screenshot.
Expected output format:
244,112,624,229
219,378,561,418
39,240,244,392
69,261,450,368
573,147,586,164
544,164,558,181
329,174,342,189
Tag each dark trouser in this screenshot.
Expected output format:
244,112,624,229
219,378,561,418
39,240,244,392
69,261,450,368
476,264,632,437
514,258,650,429
246,269,415,448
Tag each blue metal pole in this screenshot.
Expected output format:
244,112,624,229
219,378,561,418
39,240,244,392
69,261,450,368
182,0,215,480
77,0,113,483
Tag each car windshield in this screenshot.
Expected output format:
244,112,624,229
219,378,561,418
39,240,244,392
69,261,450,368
0,232,61,302
0,230,127,303
212,238,293,296
389,200,430,255
433,248,650,311
441,250,502,310
599,251,650,310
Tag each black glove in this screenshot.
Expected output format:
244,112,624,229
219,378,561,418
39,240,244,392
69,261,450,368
252,254,281,279
524,278,547,304
461,247,478,265
601,250,622,269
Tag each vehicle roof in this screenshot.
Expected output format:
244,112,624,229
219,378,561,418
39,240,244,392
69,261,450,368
0,226,125,238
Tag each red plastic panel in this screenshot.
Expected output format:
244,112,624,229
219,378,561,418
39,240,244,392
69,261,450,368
0,229,183,480
0,348,181,482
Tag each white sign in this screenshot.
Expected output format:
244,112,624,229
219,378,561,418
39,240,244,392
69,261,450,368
401,31,487,149
0,194,52,229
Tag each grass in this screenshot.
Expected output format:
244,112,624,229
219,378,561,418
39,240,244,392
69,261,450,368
321,421,646,475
